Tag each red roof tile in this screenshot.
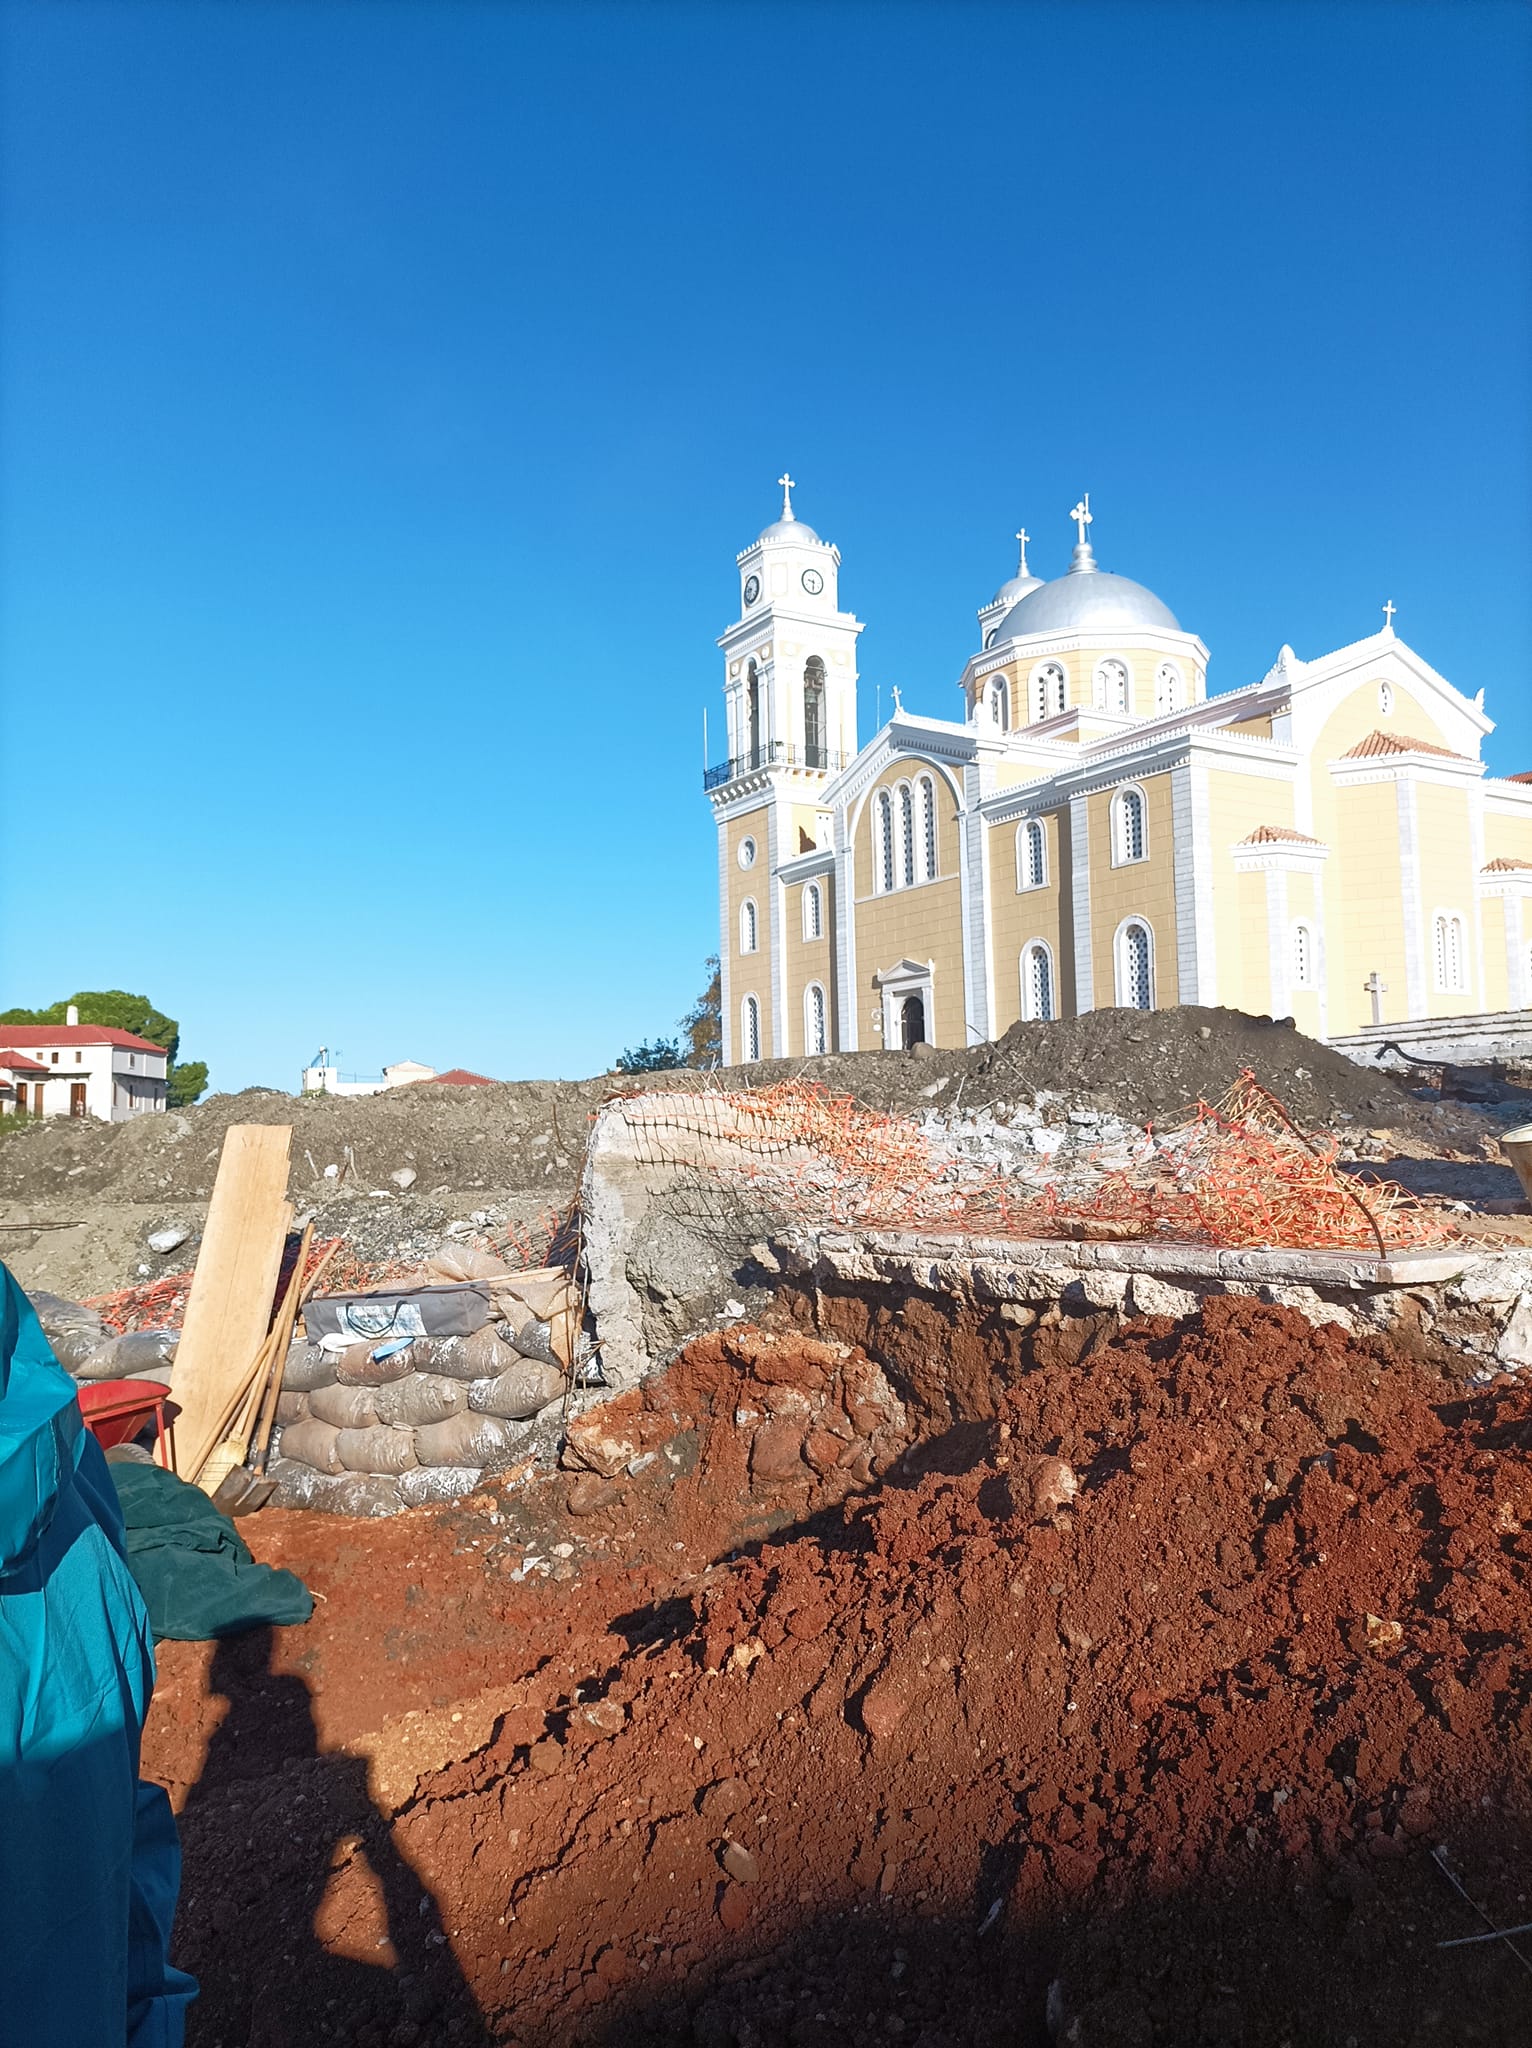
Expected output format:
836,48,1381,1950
0,1025,167,1054
1483,856,1532,873
0,1051,50,1073
1340,729,1474,762
412,1068,497,1087
1237,825,1324,846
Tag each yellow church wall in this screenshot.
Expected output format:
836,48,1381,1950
1481,896,1509,1011
1087,774,1179,1005
1222,714,1274,740
1233,869,1272,1015
852,756,968,1046
1286,870,1324,1036
1326,781,1408,1033
1311,679,1449,767
783,874,837,1054
1483,810,1532,865
725,807,772,1052
1414,780,1481,1016
987,810,1068,1031
1203,769,1297,1015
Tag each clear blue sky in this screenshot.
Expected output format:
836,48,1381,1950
3,1,1529,1090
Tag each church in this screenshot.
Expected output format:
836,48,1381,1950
705,480,1532,1065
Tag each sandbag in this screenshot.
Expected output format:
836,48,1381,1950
467,1361,565,1420
412,1327,509,1382
308,1382,380,1430
275,1390,310,1426
281,1337,335,1393
398,1464,483,1508
268,1461,405,1517
274,1417,345,1475
64,1335,133,1380
30,1290,105,1344
336,1424,418,1476
372,1372,467,1428
504,1316,561,1368
333,1339,419,1387
111,1329,179,1377
412,1411,524,1470
425,1246,511,1283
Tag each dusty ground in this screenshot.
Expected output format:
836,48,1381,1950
2,1007,1519,1298
142,1295,1532,2048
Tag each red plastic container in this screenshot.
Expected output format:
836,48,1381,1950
77,1378,177,1470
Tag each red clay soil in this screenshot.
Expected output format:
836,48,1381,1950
143,1299,1532,2048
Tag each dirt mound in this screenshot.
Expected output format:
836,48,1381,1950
153,1298,1531,2046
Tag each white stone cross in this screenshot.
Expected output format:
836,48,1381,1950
778,473,796,518
1364,971,1388,1025
1382,599,1396,630
1070,496,1092,546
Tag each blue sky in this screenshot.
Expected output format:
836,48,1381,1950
3,1,1529,1090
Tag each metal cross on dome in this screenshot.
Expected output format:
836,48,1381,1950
1070,496,1093,546
778,473,796,519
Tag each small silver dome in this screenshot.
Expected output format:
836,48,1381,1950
991,570,1043,606
758,514,822,544
997,568,1180,639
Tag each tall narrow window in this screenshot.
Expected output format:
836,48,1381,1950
746,659,762,766
1155,662,1183,714
1095,659,1129,713
1022,942,1054,1022
742,994,761,1062
1018,819,1046,891
1113,786,1147,864
1118,921,1154,1010
987,677,1009,730
920,776,937,879
803,881,823,940
900,783,916,887
805,983,828,1056
740,898,758,953
1434,912,1465,993
803,656,826,768
877,789,894,892
1031,662,1066,723
1292,922,1313,988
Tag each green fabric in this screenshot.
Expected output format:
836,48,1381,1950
108,1459,314,1642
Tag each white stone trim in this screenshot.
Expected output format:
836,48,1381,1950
718,826,733,1066
1188,756,1216,1003
1020,937,1059,1022
1396,777,1425,1016
874,958,936,1049
766,804,786,1056
835,805,857,1052
1171,762,1199,1003
1070,794,1093,1013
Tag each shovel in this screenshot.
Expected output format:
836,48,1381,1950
208,1228,337,1516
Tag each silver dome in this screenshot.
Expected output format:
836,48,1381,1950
991,570,1043,606
997,567,1179,639
758,514,822,544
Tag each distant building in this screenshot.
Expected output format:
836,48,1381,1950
409,1068,496,1087
300,1052,440,1098
0,1007,169,1120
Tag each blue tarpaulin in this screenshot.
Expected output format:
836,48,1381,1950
0,1264,197,2046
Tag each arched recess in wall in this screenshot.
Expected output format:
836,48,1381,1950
741,993,762,1062
1112,784,1148,864
803,881,823,940
918,775,938,880
1115,918,1155,1010
1017,818,1046,891
746,659,762,764
1030,662,1067,723
740,898,758,953
1155,661,1183,714
1094,659,1130,714
986,675,1009,730
804,982,828,1056
1021,939,1055,1021
803,656,826,767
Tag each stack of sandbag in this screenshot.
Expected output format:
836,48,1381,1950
30,1291,179,1384
267,1258,579,1517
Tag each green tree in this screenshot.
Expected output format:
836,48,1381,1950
615,1038,684,1073
681,956,721,1069
0,990,209,1104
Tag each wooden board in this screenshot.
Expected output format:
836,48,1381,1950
170,1124,294,1480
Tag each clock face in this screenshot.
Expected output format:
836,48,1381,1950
801,568,824,596
743,574,761,606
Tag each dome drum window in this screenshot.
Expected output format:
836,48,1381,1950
1094,659,1130,714
1029,662,1067,724
1154,662,1183,714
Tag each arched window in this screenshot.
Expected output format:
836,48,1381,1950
1112,785,1148,864
1021,941,1055,1022
1434,912,1466,993
803,656,826,767
876,789,895,893
1030,662,1067,723
1116,920,1154,1010
803,881,823,941
1017,818,1046,891
1095,659,1130,713
1292,922,1313,988
746,659,762,765
986,676,1009,730
740,898,758,954
920,776,937,880
804,982,828,1056
741,994,761,1062
1155,662,1183,714
900,783,916,888
1379,681,1394,716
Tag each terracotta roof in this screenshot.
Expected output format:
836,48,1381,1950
1237,825,1324,846
1507,771,1532,784
0,1024,166,1054
412,1068,497,1087
1483,856,1532,873
0,1051,50,1073
1340,729,1474,762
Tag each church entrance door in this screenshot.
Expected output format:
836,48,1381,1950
900,995,927,1049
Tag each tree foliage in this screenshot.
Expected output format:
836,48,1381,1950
615,1038,685,1074
0,990,209,1104
681,956,722,1070
167,1060,209,1108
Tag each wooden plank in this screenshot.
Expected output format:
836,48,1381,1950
170,1125,294,1481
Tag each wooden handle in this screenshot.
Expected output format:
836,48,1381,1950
250,1221,316,1466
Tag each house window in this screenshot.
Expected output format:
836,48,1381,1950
919,776,937,880
1155,662,1183,714
1117,919,1154,1010
1112,786,1147,864
1095,659,1130,713
129,1053,137,1068
1433,912,1466,993
1018,819,1046,891
1292,922,1314,988
741,994,762,1062
900,783,916,888
740,898,758,953
803,882,823,941
51,1051,60,1065
75,1050,84,1063
805,982,828,1056
1031,662,1067,723
1021,941,1055,1022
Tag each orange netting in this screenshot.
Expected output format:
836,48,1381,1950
614,1072,1456,1254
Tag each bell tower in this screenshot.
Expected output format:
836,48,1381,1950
706,478,864,1062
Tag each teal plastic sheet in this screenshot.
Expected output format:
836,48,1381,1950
109,1459,313,1642
0,1264,197,2046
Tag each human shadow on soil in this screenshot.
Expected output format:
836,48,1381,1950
175,1627,490,2048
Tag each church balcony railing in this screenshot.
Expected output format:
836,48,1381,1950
704,742,848,791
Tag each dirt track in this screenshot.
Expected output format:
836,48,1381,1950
143,1296,1532,2047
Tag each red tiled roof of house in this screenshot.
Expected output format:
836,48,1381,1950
0,1051,50,1073
0,1025,166,1054
1483,856,1532,873
1237,825,1324,846
413,1068,497,1086
1340,730,1473,762
1506,771,1532,784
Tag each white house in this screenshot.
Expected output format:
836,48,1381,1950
0,1007,169,1121
300,1051,439,1097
